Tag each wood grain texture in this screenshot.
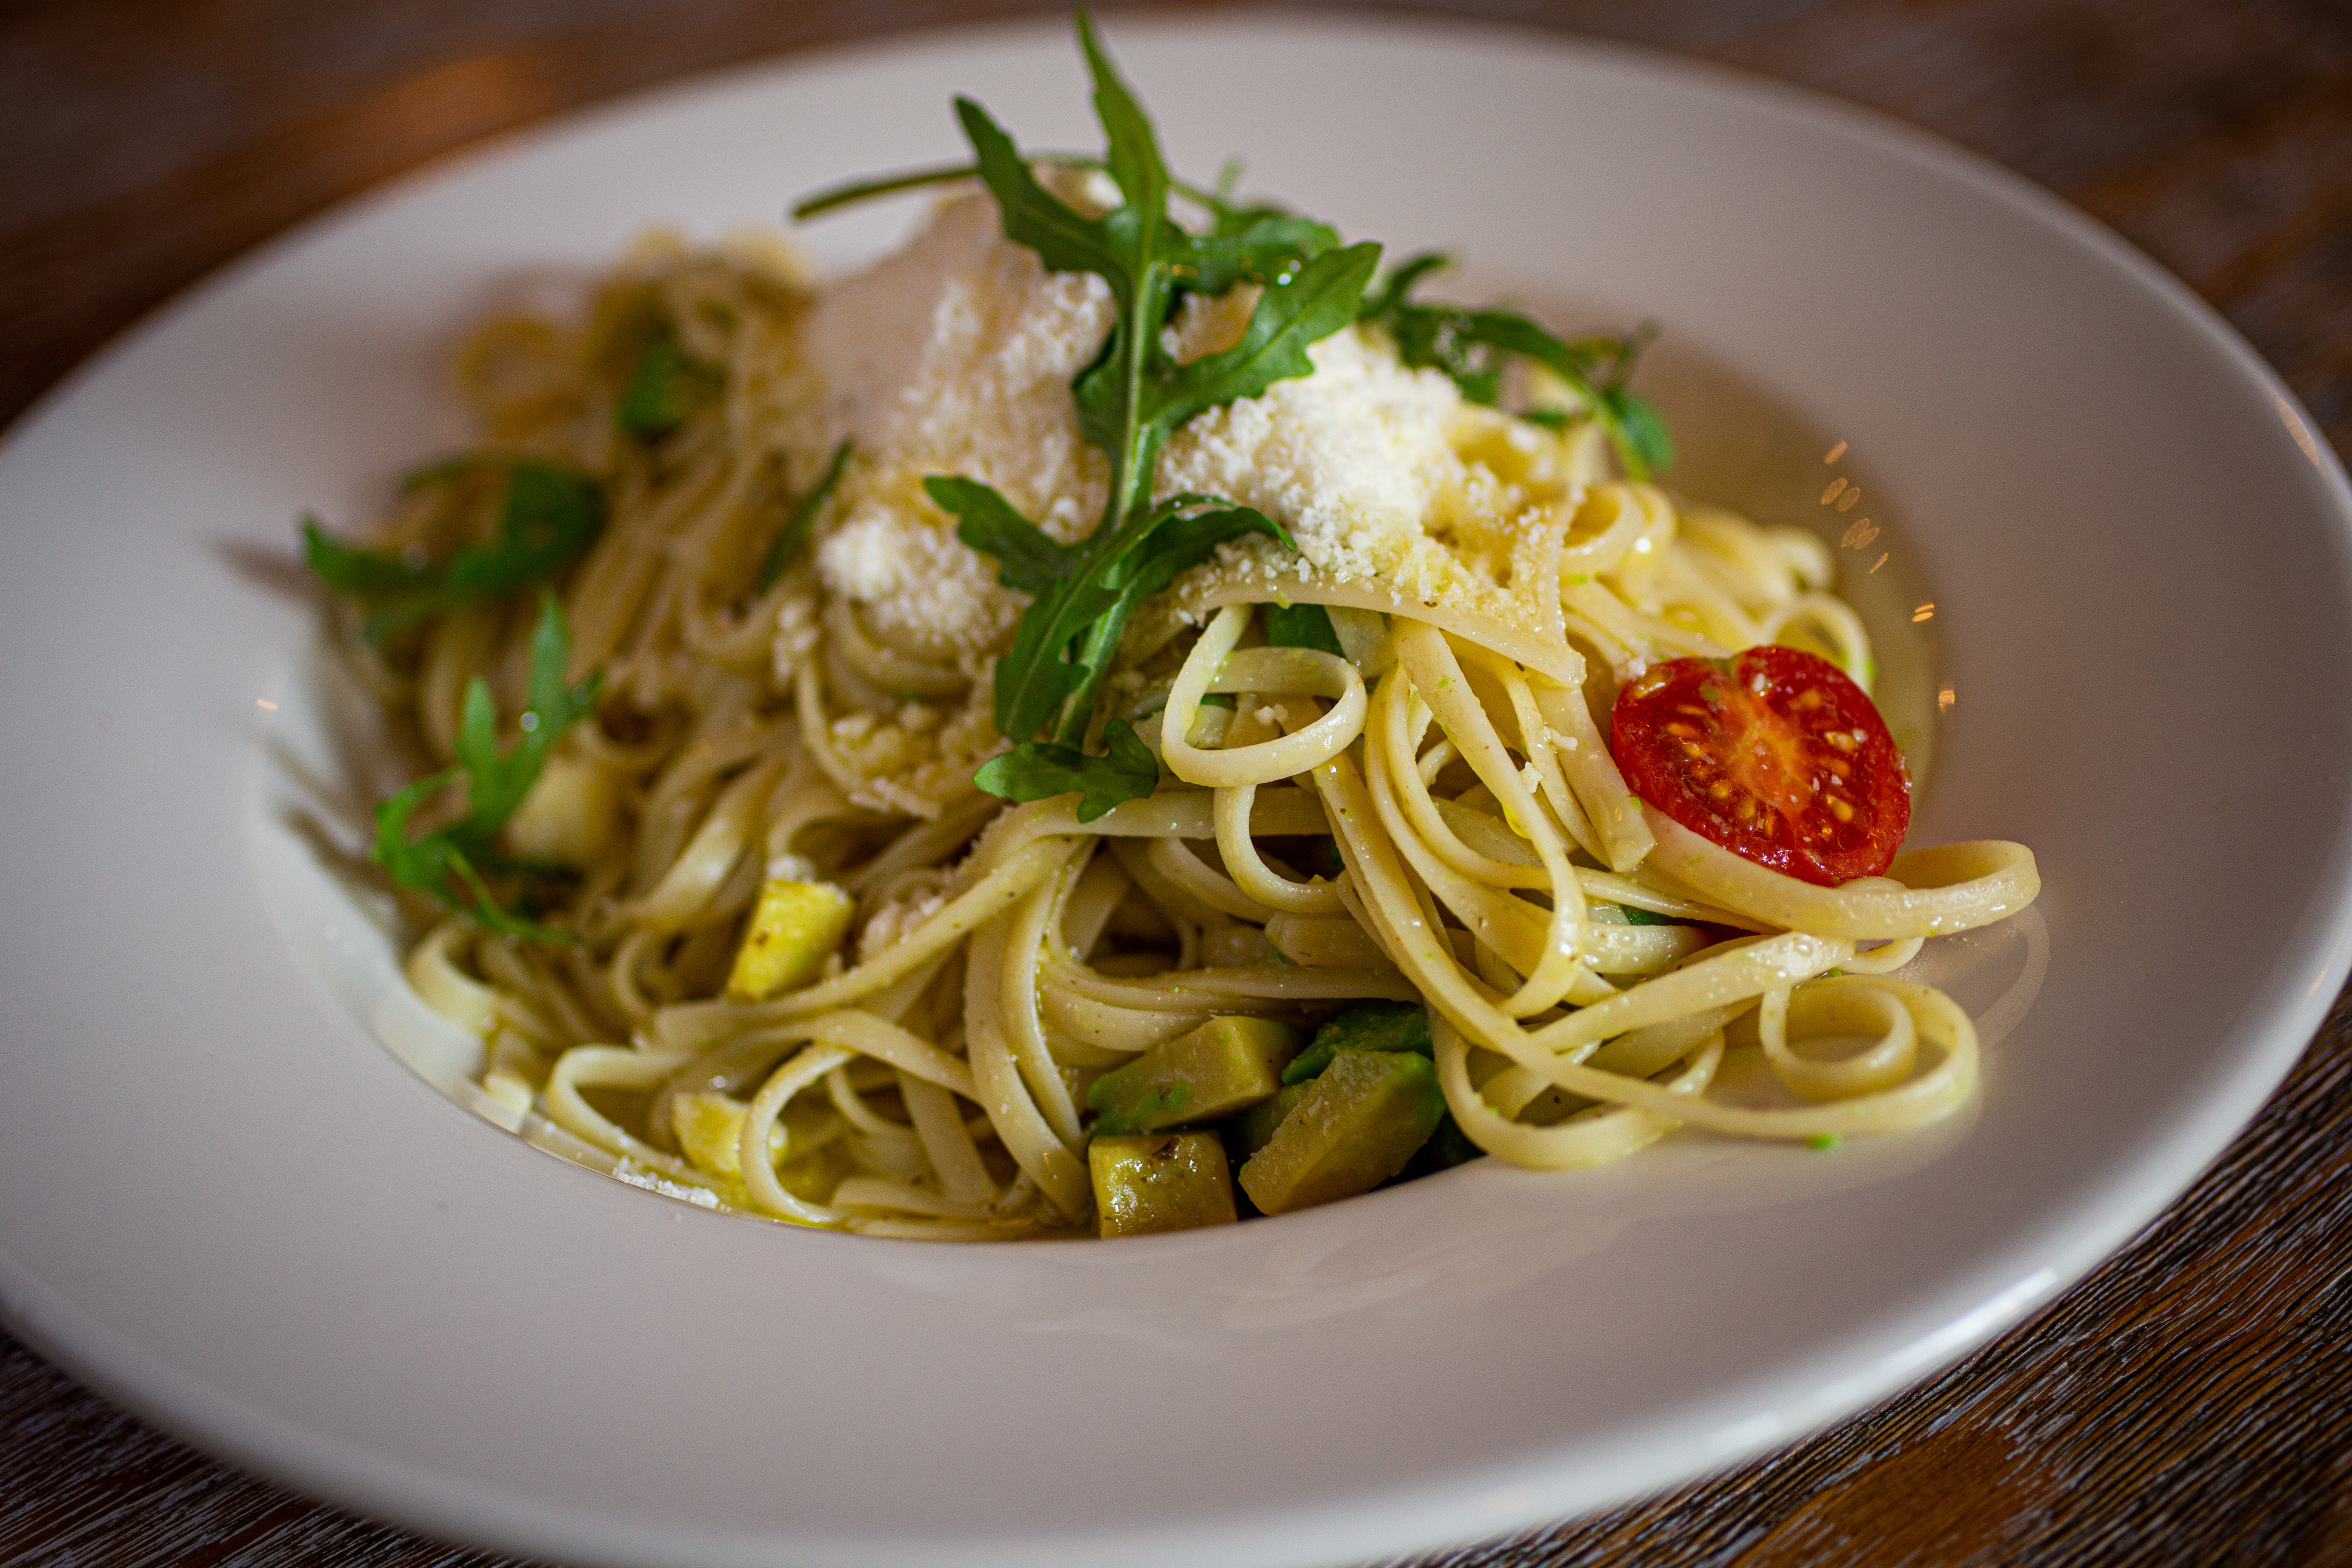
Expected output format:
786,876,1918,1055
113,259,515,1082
4,0,2349,1563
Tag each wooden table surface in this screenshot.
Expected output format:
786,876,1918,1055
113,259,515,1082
5,0,2350,1562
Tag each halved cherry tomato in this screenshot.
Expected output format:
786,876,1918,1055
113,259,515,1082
1610,645,1910,886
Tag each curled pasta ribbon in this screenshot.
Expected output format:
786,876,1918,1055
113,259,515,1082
1316,719,1994,1149
1394,624,1586,1017
1757,977,1917,1101
1146,836,1282,922
740,1043,856,1225
628,754,786,931
1642,810,2040,940
1161,604,1369,789
1434,974,1978,1156
1376,672,1538,891
1435,1015,1725,1171
1217,783,1346,913
1185,576,1583,688
406,919,501,1036
544,1044,705,1182
1215,698,1347,915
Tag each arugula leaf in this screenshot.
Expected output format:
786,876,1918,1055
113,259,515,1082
371,594,601,941
969,489,1291,748
932,15,1368,803
1105,239,1381,478
616,330,723,438
303,457,604,640
811,16,1374,817
955,97,1129,290
1181,209,1340,294
1360,252,1674,479
1615,904,1678,927
1262,601,1344,656
759,438,852,590
924,474,1082,594
964,18,1375,533
1105,496,1294,603
973,717,1159,823
1600,383,1675,477
1358,251,1449,323
301,523,433,597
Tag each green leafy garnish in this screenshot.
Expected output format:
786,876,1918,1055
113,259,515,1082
1359,252,1672,479
1262,601,1344,657
758,439,852,591
616,329,723,438
1806,1133,1841,1151
370,595,601,941
1615,904,1679,927
302,457,604,641
864,16,1378,818
1283,1000,1433,1085
938,484,1297,750
971,715,1160,823
952,21,1378,535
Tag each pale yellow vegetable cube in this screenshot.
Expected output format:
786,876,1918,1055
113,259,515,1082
725,878,856,1001
673,1089,751,1177
505,753,619,867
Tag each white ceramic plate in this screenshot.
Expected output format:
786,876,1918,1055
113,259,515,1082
4,15,2349,1568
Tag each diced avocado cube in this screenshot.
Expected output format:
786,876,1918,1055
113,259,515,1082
726,877,856,1001
1282,1000,1433,1085
1087,1016,1302,1136
1225,1081,1310,1166
1239,1049,1446,1215
1091,1132,1239,1237
1399,1112,1483,1179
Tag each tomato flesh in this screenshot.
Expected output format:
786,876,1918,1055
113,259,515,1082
1610,645,1910,886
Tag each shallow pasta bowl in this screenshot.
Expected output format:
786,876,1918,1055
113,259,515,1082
2,13,2349,1568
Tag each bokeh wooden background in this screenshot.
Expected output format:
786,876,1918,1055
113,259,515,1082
4,1,2350,1563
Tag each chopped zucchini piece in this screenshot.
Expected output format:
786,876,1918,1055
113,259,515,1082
725,876,855,1001
1087,1015,1302,1136
1282,1000,1432,1085
1239,1048,1446,1215
1225,1081,1310,1166
1091,1132,1239,1237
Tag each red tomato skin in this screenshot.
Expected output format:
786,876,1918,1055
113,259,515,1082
1610,646,1911,887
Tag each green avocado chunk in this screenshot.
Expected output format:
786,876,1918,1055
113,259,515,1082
1399,1112,1483,1179
1225,1081,1311,1166
1282,999,1433,1085
1239,1048,1447,1215
1091,1132,1239,1237
1088,1016,1303,1136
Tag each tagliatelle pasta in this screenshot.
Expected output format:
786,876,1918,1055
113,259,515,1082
320,22,2036,1240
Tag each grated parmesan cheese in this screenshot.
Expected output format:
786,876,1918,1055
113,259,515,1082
1156,326,1467,583
801,193,1112,657
790,190,1567,670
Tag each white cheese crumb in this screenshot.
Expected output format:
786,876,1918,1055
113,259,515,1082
789,191,1551,666
799,193,1112,655
1156,327,1465,583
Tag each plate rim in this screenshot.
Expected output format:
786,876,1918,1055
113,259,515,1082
3,11,2350,1566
